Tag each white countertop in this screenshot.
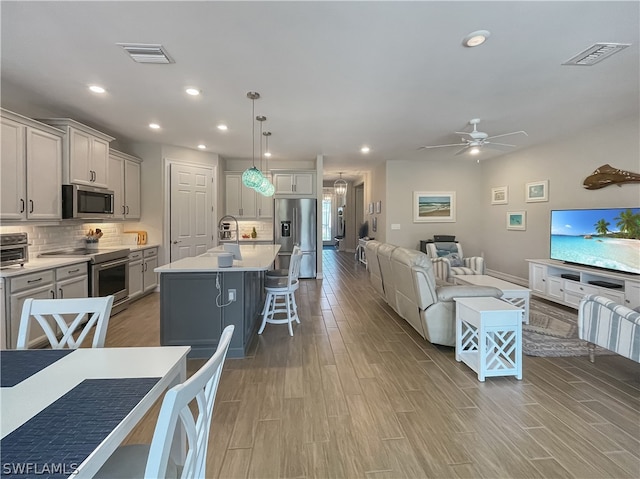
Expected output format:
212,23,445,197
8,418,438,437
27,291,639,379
126,243,160,252
0,257,90,278
155,244,280,273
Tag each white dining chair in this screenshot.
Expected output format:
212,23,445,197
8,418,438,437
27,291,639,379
16,296,114,349
259,249,303,336
95,325,235,479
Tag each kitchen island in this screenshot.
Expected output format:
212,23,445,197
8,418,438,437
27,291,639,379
155,244,279,358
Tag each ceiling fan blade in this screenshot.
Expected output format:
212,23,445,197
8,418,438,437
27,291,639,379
483,142,516,151
454,131,474,137
486,130,528,140
418,143,466,150
454,146,470,156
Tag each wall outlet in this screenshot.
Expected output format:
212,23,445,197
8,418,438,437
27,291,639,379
228,289,236,302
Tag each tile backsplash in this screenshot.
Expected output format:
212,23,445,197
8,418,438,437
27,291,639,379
0,223,126,255
236,220,273,239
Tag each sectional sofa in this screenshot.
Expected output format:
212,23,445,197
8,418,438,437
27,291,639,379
364,241,502,346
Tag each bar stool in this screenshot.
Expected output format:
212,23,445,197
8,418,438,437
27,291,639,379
265,245,300,283
259,249,303,336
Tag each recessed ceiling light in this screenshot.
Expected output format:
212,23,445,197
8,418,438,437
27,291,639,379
185,88,200,96
217,124,228,131
265,152,272,158
197,144,206,150
149,123,160,130
89,85,106,94
361,146,370,153
462,30,491,47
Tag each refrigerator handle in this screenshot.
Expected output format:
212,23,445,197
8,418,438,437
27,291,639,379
293,207,297,245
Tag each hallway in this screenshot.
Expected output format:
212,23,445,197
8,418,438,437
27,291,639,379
111,249,640,478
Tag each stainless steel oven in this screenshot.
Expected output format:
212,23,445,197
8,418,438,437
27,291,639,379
0,233,29,268
91,255,129,313
39,247,130,314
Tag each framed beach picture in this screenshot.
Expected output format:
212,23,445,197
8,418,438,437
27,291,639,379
413,191,456,223
491,186,508,205
526,180,549,202
507,211,526,230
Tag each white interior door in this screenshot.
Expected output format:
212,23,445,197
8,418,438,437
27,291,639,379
170,163,213,261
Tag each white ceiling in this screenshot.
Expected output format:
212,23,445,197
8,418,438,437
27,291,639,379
2,1,638,182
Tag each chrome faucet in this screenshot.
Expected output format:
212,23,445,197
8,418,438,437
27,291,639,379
218,215,239,245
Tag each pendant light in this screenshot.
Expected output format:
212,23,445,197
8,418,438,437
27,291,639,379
255,116,272,195
334,172,347,197
260,131,275,196
242,92,264,189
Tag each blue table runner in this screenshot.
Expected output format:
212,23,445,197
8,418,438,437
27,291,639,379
1,377,160,478
1,350,75,388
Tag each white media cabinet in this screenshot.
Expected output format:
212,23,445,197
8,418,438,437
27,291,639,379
527,259,640,310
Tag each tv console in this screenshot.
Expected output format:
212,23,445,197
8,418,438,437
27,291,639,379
527,259,640,310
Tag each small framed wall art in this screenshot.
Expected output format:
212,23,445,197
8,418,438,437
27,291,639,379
413,191,456,223
375,201,382,214
526,180,549,202
491,186,508,205
368,202,374,214
507,211,526,230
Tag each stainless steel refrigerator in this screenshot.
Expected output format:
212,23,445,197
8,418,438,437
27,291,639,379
274,198,317,278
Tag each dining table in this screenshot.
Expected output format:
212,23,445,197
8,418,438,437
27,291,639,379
0,346,191,478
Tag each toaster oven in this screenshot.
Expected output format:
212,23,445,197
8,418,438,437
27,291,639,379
0,232,29,267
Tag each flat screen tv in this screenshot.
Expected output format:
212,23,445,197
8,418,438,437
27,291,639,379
550,207,640,275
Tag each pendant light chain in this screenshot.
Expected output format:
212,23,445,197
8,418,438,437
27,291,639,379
242,92,264,189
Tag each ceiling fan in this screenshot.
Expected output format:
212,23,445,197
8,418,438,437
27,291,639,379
420,118,528,156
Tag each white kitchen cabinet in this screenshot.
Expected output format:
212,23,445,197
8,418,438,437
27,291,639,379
143,247,159,293
1,109,63,221
273,171,315,196
6,262,89,349
225,172,273,219
109,149,142,220
128,250,144,301
128,247,158,301
9,270,56,349
55,263,88,300
39,118,114,188
224,173,257,218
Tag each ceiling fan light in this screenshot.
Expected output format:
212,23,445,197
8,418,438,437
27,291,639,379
469,147,480,155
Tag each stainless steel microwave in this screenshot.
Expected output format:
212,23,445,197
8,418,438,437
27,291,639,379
62,184,114,219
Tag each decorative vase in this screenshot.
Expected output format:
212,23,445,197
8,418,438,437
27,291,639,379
251,227,257,239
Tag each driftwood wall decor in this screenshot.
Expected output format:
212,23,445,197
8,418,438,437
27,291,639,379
583,164,640,190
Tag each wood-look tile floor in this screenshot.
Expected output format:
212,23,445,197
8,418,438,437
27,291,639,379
110,249,640,478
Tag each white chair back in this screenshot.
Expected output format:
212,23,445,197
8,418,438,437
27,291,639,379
144,325,235,479
16,296,114,349
287,249,303,289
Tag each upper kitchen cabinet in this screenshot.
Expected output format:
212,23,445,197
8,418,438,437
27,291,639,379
39,118,114,189
273,171,315,196
1,109,63,221
225,172,257,218
108,149,142,220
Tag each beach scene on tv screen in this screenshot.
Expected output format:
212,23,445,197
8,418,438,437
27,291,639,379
550,208,640,274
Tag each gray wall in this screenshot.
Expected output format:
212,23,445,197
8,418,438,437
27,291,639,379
382,115,640,281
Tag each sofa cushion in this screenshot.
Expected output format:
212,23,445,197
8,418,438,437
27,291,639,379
445,253,464,267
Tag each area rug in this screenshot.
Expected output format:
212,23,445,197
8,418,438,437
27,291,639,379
523,298,612,357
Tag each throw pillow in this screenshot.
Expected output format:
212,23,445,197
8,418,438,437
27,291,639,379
446,253,464,267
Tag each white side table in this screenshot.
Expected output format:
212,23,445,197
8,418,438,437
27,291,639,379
454,297,523,382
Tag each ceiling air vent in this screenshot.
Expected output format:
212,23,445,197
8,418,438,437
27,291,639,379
562,43,630,66
117,43,174,64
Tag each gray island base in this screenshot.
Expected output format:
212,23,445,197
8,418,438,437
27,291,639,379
155,245,280,358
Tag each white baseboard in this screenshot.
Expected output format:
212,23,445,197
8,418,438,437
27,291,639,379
486,268,528,287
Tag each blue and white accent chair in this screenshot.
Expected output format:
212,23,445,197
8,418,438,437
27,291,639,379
424,241,485,284
578,294,640,363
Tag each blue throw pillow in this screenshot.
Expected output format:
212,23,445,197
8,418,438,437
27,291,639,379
446,253,464,267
